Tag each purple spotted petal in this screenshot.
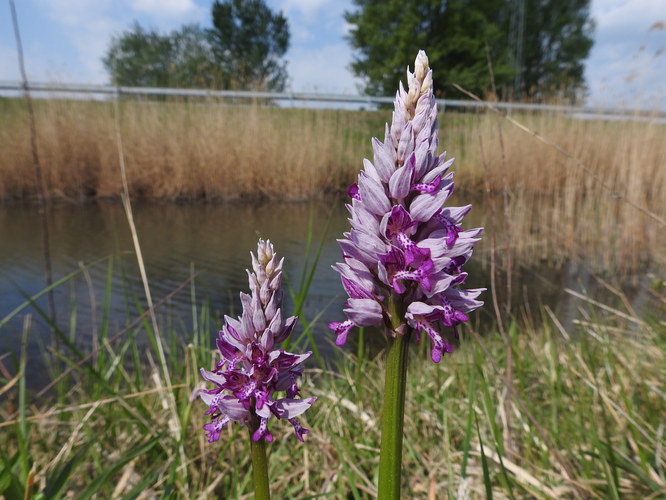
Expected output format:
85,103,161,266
347,183,360,200
271,397,317,419
329,320,355,345
409,181,454,222
344,298,383,326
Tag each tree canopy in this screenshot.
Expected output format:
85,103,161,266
103,23,217,88
345,0,594,101
209,0,290,91
103,0,290,91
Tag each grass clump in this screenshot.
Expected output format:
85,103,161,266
1,275,663,498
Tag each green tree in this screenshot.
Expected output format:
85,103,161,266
103,23,217,88
520,0,595,100
345,0,594,101
169,25,221,88
208,0,290,91
345,0,513,98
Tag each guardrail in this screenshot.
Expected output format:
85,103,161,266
1,81,664,123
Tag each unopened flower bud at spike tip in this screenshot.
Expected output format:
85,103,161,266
414,50,429,82
329,50,484,363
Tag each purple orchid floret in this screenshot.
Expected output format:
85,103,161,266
200,239,316,443
328,50,485,362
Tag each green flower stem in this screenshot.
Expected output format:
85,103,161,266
249,426,271,500
378,294,411,500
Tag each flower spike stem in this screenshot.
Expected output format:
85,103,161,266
378,332,411,499
249,426,271,500
378,295,411,499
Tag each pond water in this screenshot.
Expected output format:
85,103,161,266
0,198,655,388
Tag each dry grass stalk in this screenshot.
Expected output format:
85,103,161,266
8,0,57,336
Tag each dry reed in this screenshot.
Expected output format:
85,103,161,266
444,111,666,271
0,98,371,201
1,97,664,270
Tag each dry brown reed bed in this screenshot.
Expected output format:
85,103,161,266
445,111,666,271
1,97,664,270
0,98,372,201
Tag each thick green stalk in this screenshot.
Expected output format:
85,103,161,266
378,294,411,500
249,428,271,500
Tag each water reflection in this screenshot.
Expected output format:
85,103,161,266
1,201,348,352
0,199,655,388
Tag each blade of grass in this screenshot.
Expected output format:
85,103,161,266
283,199,338,365
295,206,315,296
332,440,363,500
113,88,182,459
44,442,94,498
354,327,365,394
76,435,162,500
477,367,515,499
0,257,108,330
476,412,494,500
460,355,477,479
599,449,621,500
97,256,115,376
120,466,160,500
17,316,29,482
0,450,23,499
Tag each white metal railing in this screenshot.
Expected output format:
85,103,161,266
1,81,664,123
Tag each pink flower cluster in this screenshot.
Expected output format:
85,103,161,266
200,240,316,442
329,51,484,362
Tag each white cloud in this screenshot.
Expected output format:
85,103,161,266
286,42,361,94
289,23,315,44
341,20,355,38
0,44,19,80
585,0,665,109
35,0,113,26
275,0,350,30
129,0,204,20
277,0,337,21
592,0,665,40
29,0,120,82
24,0,207,84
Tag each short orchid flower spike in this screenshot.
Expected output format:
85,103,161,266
200,239,316,443
329,50,484,363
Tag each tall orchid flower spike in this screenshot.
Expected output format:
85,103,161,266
201,239,316,442
200,240,316,499
329,50,484,363
328,51,484,499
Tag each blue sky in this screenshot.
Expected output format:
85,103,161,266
0,0,664,109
